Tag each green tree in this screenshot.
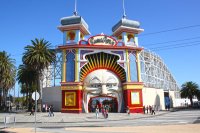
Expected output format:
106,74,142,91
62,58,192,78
0,51,16,110
180,81,199,106
22,38,55,111
17,64,37,108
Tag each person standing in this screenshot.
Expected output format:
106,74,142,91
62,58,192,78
102,105,105,118
151,105,156,115
149,105,152,114
42,104,45,112
50,105,54,117
95,106,99,119
146,106,149,114
143,105,146,114
45,104,48,112
48,106,51,117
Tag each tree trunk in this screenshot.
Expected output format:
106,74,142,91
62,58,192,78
26,84,29,109
2,89,5,110
28,91,32,111
189,96,193,106
26,90,28,109
3,89,7,111
37,72,42,112
0,89,2,107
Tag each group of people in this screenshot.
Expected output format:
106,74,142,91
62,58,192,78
30,104,54,117
42,104,54,116
95,105,109,119
143,105,156,115
48,105,54,117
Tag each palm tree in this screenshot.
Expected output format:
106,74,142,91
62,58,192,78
0,51,16,109
180,81,199,106
17,64,37,108
22,38,55,110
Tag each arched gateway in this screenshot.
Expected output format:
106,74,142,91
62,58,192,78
83,69,122,113
58,11,144,113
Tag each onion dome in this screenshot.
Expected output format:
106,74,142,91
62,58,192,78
112,18,140,32
60,15,89,30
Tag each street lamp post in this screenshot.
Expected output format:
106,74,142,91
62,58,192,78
32,91,39,133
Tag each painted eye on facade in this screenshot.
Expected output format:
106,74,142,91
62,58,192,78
106,83,113,88
90,84,101,88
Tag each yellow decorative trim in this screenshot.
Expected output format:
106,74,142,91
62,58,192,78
79,52,126,82
123,84,143,90
62,50,66,82
62,108,82,110
61,86,83,90
75,49,79,82
136,51,141,82
80,33,84,40
129,107,143,109
127,33,134,42
65,92,76,106
126,50,131,82
67,30,76,41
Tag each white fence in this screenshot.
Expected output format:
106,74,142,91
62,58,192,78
175,98,198,107
4,116,16,128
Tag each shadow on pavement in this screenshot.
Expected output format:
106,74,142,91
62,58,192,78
193,117,200,124
0,131,15,133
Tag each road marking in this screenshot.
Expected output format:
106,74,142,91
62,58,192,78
178,121,188,124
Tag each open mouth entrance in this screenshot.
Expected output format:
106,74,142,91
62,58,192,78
88,96,118,113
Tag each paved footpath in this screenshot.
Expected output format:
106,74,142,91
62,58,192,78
0,111,168,123
0,111,169,128
0,109,200,133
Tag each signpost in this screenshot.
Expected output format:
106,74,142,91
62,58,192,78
32,91,40,133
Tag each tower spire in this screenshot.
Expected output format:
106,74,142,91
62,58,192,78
122,0,126,19
73,0,78,16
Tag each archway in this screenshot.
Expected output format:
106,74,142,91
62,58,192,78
83,69,123,113
88,96,118,113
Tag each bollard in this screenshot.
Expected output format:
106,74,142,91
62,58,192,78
14,116,16,127
4,116,6,128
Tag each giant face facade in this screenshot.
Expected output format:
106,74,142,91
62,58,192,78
83,69,123,113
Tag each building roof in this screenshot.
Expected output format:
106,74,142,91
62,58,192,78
60,15,89,30
112,18,140,32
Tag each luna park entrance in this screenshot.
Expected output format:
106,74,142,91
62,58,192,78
88,96,118,113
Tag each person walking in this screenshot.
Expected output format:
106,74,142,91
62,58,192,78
104,105,110,118
126,106,130,115
105,107,108,118
30,107,34,115
48,106,51,117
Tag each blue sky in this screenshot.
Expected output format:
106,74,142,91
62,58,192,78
1,0,200,96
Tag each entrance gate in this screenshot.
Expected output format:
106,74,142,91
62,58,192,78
88,96,118,112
